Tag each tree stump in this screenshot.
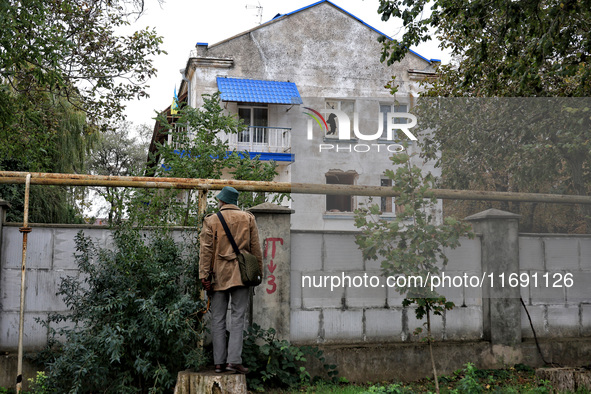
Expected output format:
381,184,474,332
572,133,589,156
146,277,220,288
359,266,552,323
173,370,247,394
535,367,591,392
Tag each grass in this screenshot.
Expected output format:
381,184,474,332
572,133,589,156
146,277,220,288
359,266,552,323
264,363,591,394
4,364,590,393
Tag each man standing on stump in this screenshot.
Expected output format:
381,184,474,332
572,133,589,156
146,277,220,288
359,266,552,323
199,186,263,374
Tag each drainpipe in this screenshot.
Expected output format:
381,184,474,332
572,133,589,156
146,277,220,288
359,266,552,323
16,174,31,393
180,70,192,207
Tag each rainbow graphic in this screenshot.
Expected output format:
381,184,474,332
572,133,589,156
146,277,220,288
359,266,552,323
303,107,327,131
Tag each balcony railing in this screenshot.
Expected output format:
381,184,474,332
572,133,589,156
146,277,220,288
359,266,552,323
225,126,291,153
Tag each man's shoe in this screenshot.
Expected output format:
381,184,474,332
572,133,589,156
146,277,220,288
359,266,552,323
226,363,249,374
214,364,226,373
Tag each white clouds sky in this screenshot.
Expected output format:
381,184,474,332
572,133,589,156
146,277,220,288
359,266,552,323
122,0,450,127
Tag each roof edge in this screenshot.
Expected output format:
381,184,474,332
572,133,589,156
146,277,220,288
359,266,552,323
207,0,433,64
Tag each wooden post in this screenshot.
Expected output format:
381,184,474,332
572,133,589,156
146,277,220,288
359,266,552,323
197,189,209,349
197,189,208,231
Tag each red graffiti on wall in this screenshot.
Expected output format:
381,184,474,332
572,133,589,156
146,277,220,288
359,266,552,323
264,238,283,294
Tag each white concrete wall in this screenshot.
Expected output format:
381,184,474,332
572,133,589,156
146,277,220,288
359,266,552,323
519,235,591,338
0,225,187,351
290,232,591,345
2,222,590,351
0,226,108,350
290,232,483,344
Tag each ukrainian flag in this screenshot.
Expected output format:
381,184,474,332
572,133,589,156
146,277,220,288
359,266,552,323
171,86,179,115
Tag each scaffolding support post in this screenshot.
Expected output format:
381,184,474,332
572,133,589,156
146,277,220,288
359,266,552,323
16,174,31,393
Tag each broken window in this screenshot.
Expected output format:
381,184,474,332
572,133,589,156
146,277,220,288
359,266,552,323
325,100,354,138
325,171,356,212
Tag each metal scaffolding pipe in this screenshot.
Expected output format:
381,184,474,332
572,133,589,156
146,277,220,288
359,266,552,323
1,171,591,205
16,174,31,394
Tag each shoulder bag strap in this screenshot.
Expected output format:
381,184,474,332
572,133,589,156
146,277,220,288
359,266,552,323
216,211,241,257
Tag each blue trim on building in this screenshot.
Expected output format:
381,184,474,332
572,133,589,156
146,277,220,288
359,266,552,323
231,151,295,162
160,150,294,171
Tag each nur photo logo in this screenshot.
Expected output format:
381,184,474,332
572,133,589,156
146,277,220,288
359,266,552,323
303,104,417,153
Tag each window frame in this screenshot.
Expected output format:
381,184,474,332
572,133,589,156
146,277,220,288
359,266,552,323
325,171,357,213
378,102,409,142
237,103,269,144
324,99,356,140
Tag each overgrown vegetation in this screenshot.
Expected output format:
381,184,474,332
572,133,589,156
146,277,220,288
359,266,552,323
360,363,556,394
0,93,94,224
85,121,152,225
264,363,572,393
242,324,338,392
0,0,164,223
377,0,591,233
4,363,585,393
29,93,293,393
36,227,206,393
354,152,473,393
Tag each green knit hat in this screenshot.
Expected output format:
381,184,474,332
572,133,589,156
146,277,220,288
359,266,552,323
216,186,239,205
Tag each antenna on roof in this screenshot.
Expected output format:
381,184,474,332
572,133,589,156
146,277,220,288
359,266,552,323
245,1,263,25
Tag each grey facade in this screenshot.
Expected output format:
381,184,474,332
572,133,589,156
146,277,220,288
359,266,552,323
178,0,441,231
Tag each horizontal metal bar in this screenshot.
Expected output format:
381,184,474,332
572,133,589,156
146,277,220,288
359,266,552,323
1,172,591,204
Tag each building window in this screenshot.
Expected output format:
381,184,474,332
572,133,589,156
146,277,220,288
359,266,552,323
380,103,408,140
381,178,393,213
325,100,354,138
238,104,268,144
326,171,356,212
380,177,405,215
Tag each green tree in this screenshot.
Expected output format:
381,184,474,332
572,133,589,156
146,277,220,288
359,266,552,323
355,152,472,393
377,0,591,232
38,94,285,392
0,91,94,223
87,121,151,224
0,0,164,223
0,0,164,123
144,93,281,227
414,97,591,232
378,0,591,97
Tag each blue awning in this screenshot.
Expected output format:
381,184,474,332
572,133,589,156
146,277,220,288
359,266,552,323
216,77,303,105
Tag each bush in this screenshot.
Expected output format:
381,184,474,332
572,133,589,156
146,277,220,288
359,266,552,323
27,371,49,394
37,227,207,393
242,323,338,391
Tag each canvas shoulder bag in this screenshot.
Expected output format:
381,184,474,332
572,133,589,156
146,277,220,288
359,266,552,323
216,211,262,287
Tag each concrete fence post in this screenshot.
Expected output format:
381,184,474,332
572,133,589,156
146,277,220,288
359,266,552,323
0,198,9,246
248,202,294,340
0,198,10,298
465,209,522,360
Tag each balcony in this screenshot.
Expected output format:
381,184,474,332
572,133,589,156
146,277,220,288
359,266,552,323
225,126,291,153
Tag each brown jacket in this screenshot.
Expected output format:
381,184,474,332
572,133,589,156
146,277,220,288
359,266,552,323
199,204,263,291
